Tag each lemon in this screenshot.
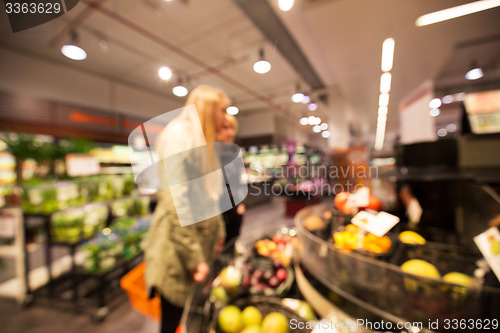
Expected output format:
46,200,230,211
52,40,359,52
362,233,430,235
399,231,426,245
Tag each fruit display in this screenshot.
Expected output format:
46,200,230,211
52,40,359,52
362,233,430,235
254,230,298,267
294,203,500,330
333,191,382,215
398,230,426,245
241,258,292,297
217,304,292,333
333,224,392,254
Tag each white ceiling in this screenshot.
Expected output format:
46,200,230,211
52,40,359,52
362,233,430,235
1,0,500,144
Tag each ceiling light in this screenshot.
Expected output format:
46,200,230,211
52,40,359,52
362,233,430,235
446,124,457,132
429,98,442,109
279,0,294,12
314,117,322,125
378,106,388,116
379,93,389,107
300,117,308,125
61,45,87,60
308,103,318,111
430,108,440,117
308,116,316,125
313,125,322,133
172,82,188,97
437,128,448,137
380,72,392,93
253,48,271,74
159,66,172,80
320,123,328,131
322,130,330,138
301,95,310,104
442,95,454,104
416,0,500,27
292,92,305,103
465,66,484,80
227,106,239,115
381,38,395,72
61,30,87,61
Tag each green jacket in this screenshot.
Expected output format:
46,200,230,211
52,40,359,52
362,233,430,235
144,188,225,307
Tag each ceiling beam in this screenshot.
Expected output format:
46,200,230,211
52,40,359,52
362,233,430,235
233,0,326,96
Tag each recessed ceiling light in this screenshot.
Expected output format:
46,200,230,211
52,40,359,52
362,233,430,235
379,93,389,107
430,108,440,117
279,0,294,12
301,95,310,104
322,130,330,138
308,103,318,111
159,66,172,80
320,123,328,131
381,38,395,72
292,92,305,103
442,95,454,104
437,128,447,137
380,72,392,93
308,116,316,125
446,124,457,132
313,125,321,133
429,98,442,109
300,117,308,125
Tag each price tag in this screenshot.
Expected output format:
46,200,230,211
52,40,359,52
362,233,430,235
352,211,400,237
66,154,100,177
353,187,370,207
0,213,16,238
474,227,500,282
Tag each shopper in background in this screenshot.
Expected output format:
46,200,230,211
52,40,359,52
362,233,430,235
217,114,246,248
145,85,229,333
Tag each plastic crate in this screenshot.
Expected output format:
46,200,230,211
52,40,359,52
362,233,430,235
120,262,161,321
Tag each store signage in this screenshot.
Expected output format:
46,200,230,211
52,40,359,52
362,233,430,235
352,211,400,237
65,154,100,177
69,110,119,128
3,0,80,33
474,227,500,282
464,90,500,134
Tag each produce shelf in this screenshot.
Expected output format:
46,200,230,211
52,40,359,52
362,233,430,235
294,203,500,332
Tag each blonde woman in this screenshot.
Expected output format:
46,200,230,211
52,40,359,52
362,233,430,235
145,85,229,333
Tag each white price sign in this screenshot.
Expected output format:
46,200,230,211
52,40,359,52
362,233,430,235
474,227,500,282
352,211,400,237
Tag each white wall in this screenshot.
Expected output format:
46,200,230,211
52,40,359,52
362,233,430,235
0,46,179,119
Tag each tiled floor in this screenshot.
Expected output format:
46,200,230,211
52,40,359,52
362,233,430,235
1,197,295,333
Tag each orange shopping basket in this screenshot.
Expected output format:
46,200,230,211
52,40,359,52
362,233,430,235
120,262,161,321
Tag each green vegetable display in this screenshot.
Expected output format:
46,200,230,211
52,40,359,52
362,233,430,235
80,217,150,273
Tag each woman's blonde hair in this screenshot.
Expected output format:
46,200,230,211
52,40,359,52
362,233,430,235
185,85,230,144
225,114,238,132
